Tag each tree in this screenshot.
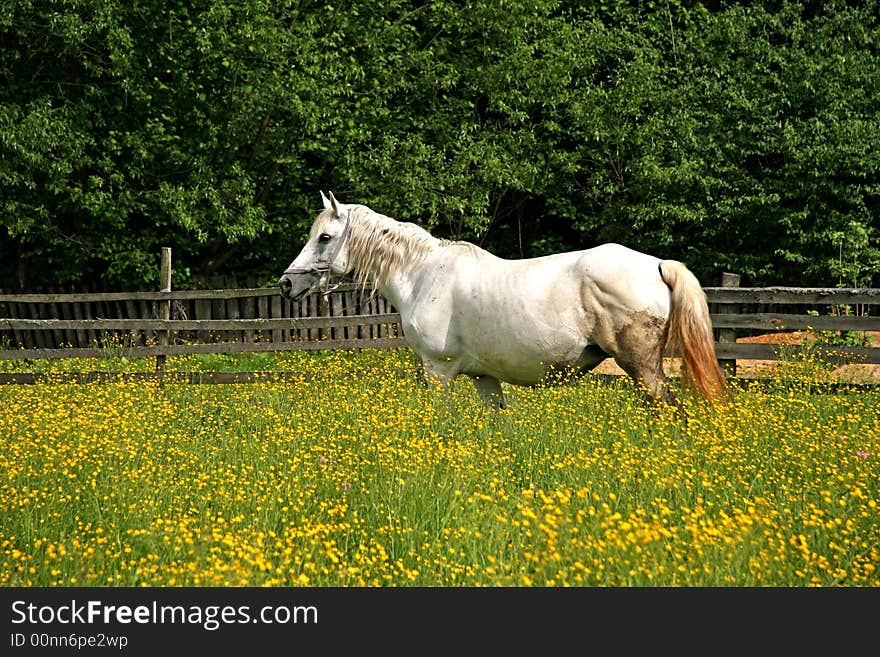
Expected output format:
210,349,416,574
1,0,322,288
1,0,877,290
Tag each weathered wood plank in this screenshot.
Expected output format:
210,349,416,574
0,313,402,332
124,298,143,345
211,295,225,343
5,301,23,348
704,287,880,305
71,298,89,347
157,246,172,373
710,313,880,332
242,295,255,343
270,295,283,343
0,288,278,303
226,292,242,342
0,367,412,385
331,290,344,340
94,293,111,347
305,294,318,341
716,272,740,376
256,295,269,342
195,299,212,343
49,295,66,347
0,336,408,360
28,301,49,349
58,295,76,347
706,342,880,364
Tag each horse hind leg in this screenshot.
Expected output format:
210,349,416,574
469,374,506,410
607,315,678,408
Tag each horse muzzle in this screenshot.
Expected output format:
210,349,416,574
279,271,321,301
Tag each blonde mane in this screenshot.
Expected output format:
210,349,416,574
314,204,447,290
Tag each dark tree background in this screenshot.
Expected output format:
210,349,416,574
1,0,878,290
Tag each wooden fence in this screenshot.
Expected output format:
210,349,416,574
705,280,880,369
0,282,403,360
1,278,879,371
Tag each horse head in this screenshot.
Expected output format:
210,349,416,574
279,191,354,301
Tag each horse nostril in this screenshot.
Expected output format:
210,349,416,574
279,277,291,292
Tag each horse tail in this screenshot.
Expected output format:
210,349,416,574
659,260,729,404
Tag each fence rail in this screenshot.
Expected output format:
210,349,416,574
0,281,403,357
0,313,400,332
1,280,879,368
701,287,880,305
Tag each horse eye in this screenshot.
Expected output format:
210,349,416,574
318,233,332,243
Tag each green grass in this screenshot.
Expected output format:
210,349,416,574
1,348,878,586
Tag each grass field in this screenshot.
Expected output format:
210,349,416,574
1,348,878,586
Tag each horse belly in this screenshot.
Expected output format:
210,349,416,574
404,252,604,385
460,319,597,385
452,266,598,383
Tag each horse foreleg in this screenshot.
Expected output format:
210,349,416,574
421,359,458,395
469,374,506,410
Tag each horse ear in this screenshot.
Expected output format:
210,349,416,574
320,190,331,210
327,191,347,220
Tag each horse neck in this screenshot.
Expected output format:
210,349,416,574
377,263,438,314
348,209,442,307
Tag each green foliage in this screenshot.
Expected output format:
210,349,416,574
1,1,878,289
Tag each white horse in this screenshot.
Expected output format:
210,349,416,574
279,191,728,409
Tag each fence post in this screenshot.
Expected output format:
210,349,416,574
156,247,172,373
718,272,740,376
